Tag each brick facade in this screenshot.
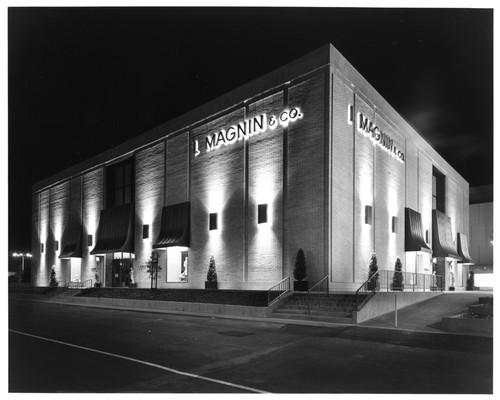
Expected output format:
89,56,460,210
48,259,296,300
31,44,470,292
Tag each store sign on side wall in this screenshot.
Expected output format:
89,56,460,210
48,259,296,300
194,107,303,156
348,105,405,163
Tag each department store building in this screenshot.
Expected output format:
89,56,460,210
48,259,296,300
31,44,473,291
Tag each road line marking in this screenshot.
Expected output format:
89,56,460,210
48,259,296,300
9,329,269,394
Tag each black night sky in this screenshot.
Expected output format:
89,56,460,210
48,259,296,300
8,7,493,253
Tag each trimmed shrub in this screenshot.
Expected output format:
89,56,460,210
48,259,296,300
293,249,307,282
206,256,217,282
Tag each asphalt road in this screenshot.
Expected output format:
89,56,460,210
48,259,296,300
8,299,493,394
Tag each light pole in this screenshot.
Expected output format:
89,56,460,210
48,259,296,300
12,252,32,282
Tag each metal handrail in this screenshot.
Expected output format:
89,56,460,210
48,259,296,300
356,270,445,310
267,276,291,306
67,279,93,290
307,275,329,314
355,270,380,311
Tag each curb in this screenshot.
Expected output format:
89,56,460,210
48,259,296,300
9,295,492,338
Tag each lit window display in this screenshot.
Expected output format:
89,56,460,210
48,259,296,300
165,247,189,283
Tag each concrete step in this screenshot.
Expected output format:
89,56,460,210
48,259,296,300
281,304,355,313
273,308,352,318
288,300,357,307
272,293,363,324
291,295,365,302
293,294,362,299
270,311,353,324
286,303,358,311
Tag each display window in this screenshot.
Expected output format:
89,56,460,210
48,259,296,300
165,247,189,283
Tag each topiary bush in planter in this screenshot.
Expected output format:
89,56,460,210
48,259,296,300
391,257,404,291
293,248,309,291
49,267,58,287
367,253,379,291
205,256,218,289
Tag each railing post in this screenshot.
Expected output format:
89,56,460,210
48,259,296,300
394,292,398,327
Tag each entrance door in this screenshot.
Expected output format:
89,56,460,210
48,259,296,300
111,259,132,287
70,259,81,282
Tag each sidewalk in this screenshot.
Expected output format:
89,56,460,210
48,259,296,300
9,290,493,337
359,291,493,337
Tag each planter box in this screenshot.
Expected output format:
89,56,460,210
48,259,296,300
293,281,309,291
469,304,493,317
391,284,404,291
441,314,493,336
205,281,218,290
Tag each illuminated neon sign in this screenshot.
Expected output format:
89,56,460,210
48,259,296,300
356,112,405,163
194,107,303,156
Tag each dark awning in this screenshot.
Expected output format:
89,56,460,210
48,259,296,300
59,224,82,259
405,208,432,253
153,202,190,248
457,233,475,264
432,210,461,260
90,203,134,254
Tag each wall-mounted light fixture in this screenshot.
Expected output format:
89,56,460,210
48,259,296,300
426,230,429,244
142,224,150,239
209,213,218,231
258,204,268,224
365,205,373,225
54,241,59,251
348,105,354,125
392,217,398,233
88,235,93,247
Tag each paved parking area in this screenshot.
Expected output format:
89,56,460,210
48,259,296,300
8,299,493,393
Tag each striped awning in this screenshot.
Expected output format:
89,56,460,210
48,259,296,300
457,233,474,264
432,210,461,260
90,203,134,254
153,202,190,248
404,208,432,253
59,223,82,259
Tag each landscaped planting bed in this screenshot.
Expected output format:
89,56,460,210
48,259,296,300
77,288,269,307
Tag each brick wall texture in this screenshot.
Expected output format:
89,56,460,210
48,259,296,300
82,169,103,283
247,91,284,285
50,181,70,284
135,143,165,287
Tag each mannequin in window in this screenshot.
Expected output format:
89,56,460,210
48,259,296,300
179,257,188,282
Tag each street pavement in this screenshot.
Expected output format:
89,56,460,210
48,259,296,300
8,298,493,394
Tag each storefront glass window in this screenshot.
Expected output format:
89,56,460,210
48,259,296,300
165,247,189,283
